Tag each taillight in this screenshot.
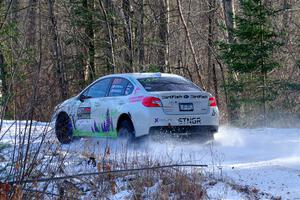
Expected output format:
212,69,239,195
142,96,162,107
209,97,217,107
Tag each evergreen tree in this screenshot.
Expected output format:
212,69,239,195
218,0,283,126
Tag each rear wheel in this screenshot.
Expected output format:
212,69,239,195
55,113,73,144
118,120,135,143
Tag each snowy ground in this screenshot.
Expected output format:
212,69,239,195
1,121,299,199
213,127,300,199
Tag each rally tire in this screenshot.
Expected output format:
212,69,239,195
55,113,73,144
118,120,135,143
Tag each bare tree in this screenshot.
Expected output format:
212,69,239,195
0,52,7,98
83,0,96,82
47,0,68,100
157,0,169,72
136,0,145,70
26,0,37,47
176,0,204,87
222,0,235,43
207,0,219,103
122,0,133,72
222,0,237,121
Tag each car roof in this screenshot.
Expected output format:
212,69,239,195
99,73,183,80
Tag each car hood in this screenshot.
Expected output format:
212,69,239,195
51,97,77,121
57,96,77,109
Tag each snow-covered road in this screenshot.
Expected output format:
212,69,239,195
213,127,300,199
64,126,300,199
1,122,299,199
60,126,300,199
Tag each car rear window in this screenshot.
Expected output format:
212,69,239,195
137,77,201,92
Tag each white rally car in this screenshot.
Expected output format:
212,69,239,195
52,73,219,143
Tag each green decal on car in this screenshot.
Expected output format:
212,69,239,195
72,108,118,138
73,129,117,138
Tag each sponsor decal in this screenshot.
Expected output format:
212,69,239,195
162,95,208,99
112,78,123,84
73,108,118,138
178,117,201,125
212,110,216,116
111,84,124,89
133,87,141,95
129,95,144,103
73,130,117,138
191,95,208,99
162,95,183,99
92,109,114,133
84,107,91,112
77,107,91,119
154,118,172,124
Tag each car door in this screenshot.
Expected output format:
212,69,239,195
93,77,134,138
74,78,112,136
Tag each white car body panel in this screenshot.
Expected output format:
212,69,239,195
52,73,219,139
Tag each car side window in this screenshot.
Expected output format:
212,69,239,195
124,82,134,95
86,78,111,98
108,78,133,96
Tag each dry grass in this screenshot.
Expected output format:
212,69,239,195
48,142,209,199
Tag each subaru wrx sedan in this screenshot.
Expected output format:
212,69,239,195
52,73,219,143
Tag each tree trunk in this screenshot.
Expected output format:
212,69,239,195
207,0,219,103
282,0,289,45
122,0,133,72
212,63,219,104
0,52,7,99
222,0,237,122
207,0,214,91
157,0,169,72
177,0,204,87
26,0,37,48
83,0,95,82
47,0,68,100
222,0,234,43
99,0,116,74
137,0,145,71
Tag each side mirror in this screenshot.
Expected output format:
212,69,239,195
79,94,86,102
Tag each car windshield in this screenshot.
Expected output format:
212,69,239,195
137,77,201,92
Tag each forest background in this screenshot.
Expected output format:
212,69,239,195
0,0,299,127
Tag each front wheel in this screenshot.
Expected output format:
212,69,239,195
55,113,73,144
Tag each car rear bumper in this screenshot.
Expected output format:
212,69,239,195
149,108,219,126
132,106,219,137
149,125,218,135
